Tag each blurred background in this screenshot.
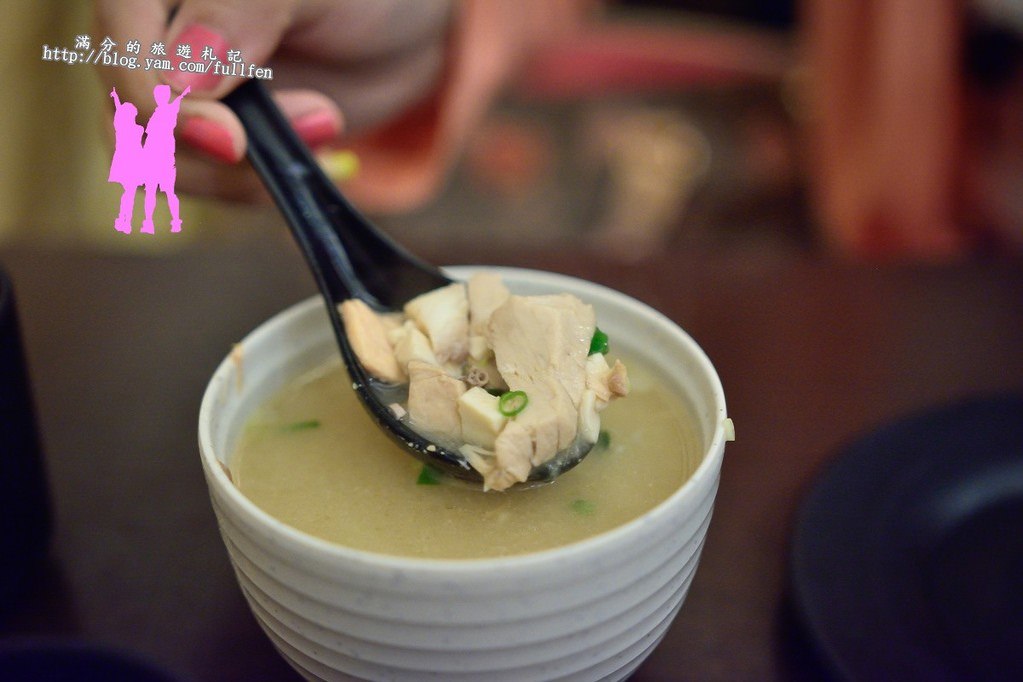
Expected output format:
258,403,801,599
2,0,1021,261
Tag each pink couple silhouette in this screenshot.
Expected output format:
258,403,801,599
108,84,190,234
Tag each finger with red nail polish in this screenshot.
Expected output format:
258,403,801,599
160,0,301,99
165,24,229,93
292,110,342,149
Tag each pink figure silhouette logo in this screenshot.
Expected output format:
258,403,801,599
108,88,144,233
108,84,190,234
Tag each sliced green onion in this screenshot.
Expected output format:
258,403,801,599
416,465,442,485
589,328,609,355
281,419,321,432
596,430,611,450
570,499,596,516
498,390,529,417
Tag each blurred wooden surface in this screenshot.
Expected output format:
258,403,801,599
1,238,1022,681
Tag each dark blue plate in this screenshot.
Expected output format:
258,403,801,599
791,393,1023,682
0,638,184,682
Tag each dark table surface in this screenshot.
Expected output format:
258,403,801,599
1,238,1022,681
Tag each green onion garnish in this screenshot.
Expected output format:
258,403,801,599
498,390,529,417
571,499,596,516
596,430,611,450
281,419,321,432
589,328,609,355
416,465,442,485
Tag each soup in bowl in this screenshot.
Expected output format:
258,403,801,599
198,266,729,681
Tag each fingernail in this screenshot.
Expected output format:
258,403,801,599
180,117,238,163
166,24,229,91
292,110,341,148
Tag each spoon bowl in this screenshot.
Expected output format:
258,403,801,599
223,79,593,485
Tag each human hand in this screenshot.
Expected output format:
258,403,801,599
93,0,454,202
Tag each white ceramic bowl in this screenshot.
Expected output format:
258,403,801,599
198,267,728,682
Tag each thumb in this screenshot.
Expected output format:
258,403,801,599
160,0,302,98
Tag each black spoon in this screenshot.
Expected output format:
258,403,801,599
223,79,592,486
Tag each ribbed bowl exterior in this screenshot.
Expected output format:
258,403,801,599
199,268,727,682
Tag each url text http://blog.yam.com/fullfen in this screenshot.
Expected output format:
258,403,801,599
41,33,274,80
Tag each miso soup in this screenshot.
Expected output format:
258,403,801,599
232,354,701,559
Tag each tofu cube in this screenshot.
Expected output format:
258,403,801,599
458,387,507,449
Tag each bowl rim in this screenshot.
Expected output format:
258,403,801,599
198,266,727,573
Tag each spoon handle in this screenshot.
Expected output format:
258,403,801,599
224,79,479,481
223,79,449,309
223,79,368,304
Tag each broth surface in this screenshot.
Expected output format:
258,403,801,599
232,354,701,559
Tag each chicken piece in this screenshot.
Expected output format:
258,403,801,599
523,409,563,466
404,282,469,364
388,321,438,369
467,272,510,335
585,354,613,403
585,354,631,407
607,359,630,397
487,294,595,465
339,299,405,383
406,360,467,440
459,444,495,479
580,353,630,444
489,420,534,491
458,387,507,449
